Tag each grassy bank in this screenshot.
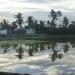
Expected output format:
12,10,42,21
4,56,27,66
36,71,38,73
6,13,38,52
0,35,75,41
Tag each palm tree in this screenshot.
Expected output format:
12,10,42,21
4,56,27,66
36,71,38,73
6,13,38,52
68,21,75,34
14,13,24,29
27,16,34,28
11,21,18,30
47,20,50,27
39,20,45,33
1,19,10,29
49,9,62,29
57,11,62,17
63,16,69,28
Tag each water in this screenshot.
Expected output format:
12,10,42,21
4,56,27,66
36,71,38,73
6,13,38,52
0,40,75,75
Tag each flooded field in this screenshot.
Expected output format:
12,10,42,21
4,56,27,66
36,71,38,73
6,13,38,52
0,40,75,75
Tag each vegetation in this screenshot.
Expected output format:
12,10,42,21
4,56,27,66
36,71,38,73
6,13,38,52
0,9,75,36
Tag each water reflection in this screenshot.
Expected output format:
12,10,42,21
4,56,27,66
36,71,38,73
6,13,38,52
70,42,75,48
63,43,69,53
1,44,10,53
28,45,34,56
16,45,24,59
0,41,73,61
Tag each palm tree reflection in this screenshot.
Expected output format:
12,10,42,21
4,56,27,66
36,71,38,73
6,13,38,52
16,45,24,59
63,43,69,53
50,43,63,62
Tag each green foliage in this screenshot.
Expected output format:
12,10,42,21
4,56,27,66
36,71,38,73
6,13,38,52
63,17,69,28
49,9,62,29
11,21,18,30
0,19,10,29
27,16,34,28
0,9,75,35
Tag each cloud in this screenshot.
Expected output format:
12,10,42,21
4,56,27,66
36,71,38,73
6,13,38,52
0,1,50,12
0,0,75,22
0,0,75,23
15,0,50,3
0,0,75,14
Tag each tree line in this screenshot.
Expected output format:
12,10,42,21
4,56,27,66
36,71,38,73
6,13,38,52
0,9,75,35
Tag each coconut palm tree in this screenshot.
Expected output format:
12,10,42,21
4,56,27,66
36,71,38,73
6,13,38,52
49,9,62,29
47,20,50,27
39,20,45,33
0,19,10,30
14,13,24,29
63,16,69,28
27,16,34,28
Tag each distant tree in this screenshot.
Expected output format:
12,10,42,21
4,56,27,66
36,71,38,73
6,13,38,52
63,17,69,28
57,11,62,17
14,13,24,29
39,20,45,33
11,21,18,30
0,19,10,29
49,9,62,29
27,16,34,28
47,20,50,27
34,20,38,25
68,21,75,34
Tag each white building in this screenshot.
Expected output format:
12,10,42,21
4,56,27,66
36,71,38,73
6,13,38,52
0,29,8,35
26,28,35,34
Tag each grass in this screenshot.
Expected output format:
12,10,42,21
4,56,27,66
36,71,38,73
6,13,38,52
0,35,75,45
0,35,75,41
0,40,51,45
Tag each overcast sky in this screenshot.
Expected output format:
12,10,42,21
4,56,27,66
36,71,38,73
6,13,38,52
0,0,75,22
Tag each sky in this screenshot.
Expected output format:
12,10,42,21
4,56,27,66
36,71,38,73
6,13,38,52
0,0,75,22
